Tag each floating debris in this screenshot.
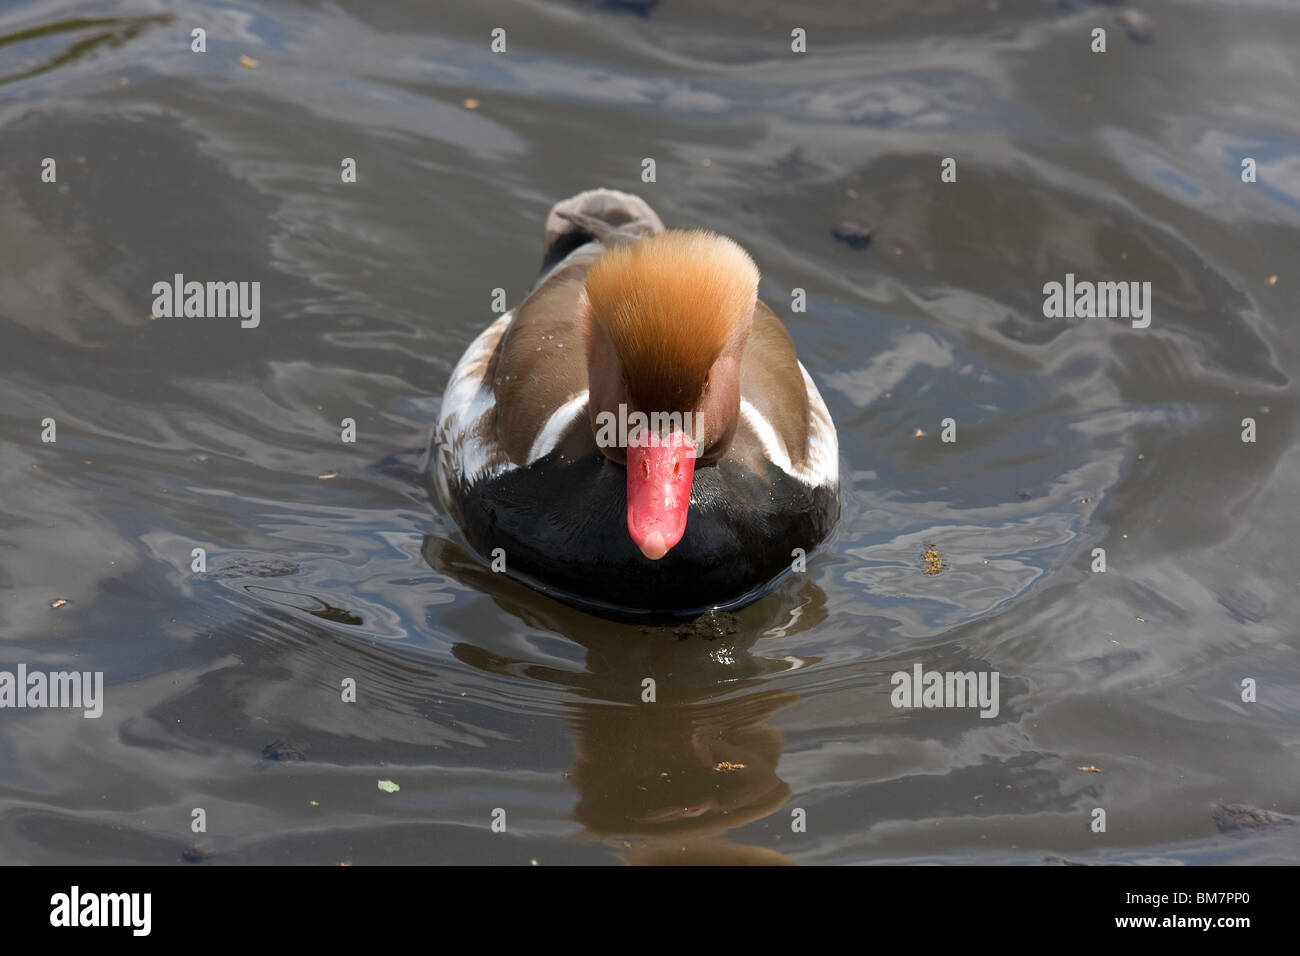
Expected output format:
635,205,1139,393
181,844,213,864
239,55,260,69
377,779,400,793
50,598,70,609
1267,275,1278,286
913,427,926,438
318,471,338,480
1078,765,1103,774
713,761,746,772
1212,802,1296,833
1042,855,1103,866
923,547,943,575
831,221,872,250
261,739,307,762
670,609,739,641
462,98,479,109
1116,10,1154,44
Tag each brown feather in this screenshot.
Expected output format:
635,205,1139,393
584,230,758,413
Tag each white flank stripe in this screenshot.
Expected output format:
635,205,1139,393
435,312,516,502
741,365,839,489
527,391,589,464
798,361,840,489
740,398,794,476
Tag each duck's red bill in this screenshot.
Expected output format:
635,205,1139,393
626,429,696,560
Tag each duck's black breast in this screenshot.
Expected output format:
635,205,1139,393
449,451,838,619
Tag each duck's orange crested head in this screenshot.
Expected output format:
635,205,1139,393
583,229,760,561
584,229,758,415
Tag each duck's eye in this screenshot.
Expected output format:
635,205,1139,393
701,375,710,393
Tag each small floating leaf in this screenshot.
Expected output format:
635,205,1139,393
831,220,872,250
377,779,400,793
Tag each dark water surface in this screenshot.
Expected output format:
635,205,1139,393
2,0,1298,864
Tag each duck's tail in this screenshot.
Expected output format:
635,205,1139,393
539,188,664,277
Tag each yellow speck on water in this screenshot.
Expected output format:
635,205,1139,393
1267,275,1278,286
51,599,69,609
239,55,259,69
913,427,926,438
462,97,479,109
530,859,539,866
318,471,338,480
713,761,746,772
923,548,943,575
1136,617,1144,623
1078,765,1102,774
310,800,319,807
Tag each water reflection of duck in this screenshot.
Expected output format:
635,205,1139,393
428,535,823,865
567,682,796,858
434,189,838,616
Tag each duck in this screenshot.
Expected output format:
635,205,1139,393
434,188,838,617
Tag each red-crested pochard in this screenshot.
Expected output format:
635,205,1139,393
434,188,838,616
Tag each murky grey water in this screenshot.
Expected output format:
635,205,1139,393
2,0,1298,864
